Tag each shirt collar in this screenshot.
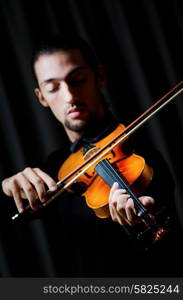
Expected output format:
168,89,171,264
70,112,118,153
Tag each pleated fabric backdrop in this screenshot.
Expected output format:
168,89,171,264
0,0,183,276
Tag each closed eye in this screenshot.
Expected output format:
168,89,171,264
45,82,60,93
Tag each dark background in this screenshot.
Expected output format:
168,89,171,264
0,0,183,277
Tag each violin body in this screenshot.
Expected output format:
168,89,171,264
58,124,153,218
57,123,173,250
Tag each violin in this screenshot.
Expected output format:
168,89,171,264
11,80,183,249
58,123,153,219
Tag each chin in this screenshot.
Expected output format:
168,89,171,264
64,118,88,132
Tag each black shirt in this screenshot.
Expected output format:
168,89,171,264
1,113,182,277
38,113,182,277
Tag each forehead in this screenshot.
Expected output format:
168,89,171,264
34,49,88,83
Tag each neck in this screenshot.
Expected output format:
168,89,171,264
66,108,108,143
66,129,84,143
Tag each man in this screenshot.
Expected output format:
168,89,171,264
1,35,182,276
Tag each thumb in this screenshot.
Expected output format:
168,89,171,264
139,196,155,207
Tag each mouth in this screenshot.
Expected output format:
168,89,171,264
67,105,87,119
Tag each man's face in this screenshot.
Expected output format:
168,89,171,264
34,49,105,137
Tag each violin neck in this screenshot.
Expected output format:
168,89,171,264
95,159,148,217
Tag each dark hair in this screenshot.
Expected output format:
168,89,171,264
32,34,99,84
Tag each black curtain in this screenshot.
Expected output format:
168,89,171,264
0,0,183,277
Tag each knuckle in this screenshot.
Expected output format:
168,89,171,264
117,189,125,195
3,178,10,186
111,199,117,207
26,185,33,193
35,178,42,185
11,177,17,186
16,172,23,180
117,201,125,211
2,178,8,187
23,167,31,173
126,201,132,209
16,172,21,178
114,190,120,197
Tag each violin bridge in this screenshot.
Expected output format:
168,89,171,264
82,144,100,160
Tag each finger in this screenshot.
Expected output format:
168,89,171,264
109,182,119,201
125,198,138,224
109,193,122,224
113,213,124,225
2,178,13,197
140,196,155,207
109,203,125,225
11,180,25,213
115,194,140,225
33,168,57,191
108,202,115,221
113,188,127,199
110,192,130,225
23,168,47,203
109,187,126,205
16,172,39,210
116,194,131,225
108,192,117,217
114,209,131,225
109,184,133,225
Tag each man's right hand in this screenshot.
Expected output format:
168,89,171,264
1,168,58,212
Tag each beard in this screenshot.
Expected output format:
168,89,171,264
64,103,90,132
64,112,98,133
64,119,88,132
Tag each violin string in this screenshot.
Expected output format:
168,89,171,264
42,85,183,207
57,86,183,187
97,159,147,214
56,81,183,188
43,81,183,203
11,81,183,220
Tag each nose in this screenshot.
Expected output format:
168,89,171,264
62,81,77,104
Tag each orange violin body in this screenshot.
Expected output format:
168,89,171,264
58,124,153,218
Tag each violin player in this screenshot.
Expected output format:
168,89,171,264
1,35,182,277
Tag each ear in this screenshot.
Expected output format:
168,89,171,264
96,64,106,88
34,88,48,107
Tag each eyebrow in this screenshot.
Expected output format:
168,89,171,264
40,65,89,86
